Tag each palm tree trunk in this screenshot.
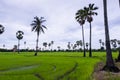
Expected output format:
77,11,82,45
102,0,119,72
34,35,39,56
119,0,120,7
89,22,92,57
18,40,20,54
116,47,120,61
82,25,86,57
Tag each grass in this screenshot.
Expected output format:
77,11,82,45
0,51,119,80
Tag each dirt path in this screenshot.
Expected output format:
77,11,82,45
93,62,120,80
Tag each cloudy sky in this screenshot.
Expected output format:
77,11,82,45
0,0,120,50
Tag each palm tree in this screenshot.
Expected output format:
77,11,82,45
31,16,47,56
51,41,54,51
24,41,26,50
119,0,120,7
75,9,86,57
16,30,24,54
76,41,80,50
85,4,98,57
111,39,117,50
102,0,119,72
43,42,47,50
79,40,83,50
48,43,51,51
99,39,102,49
67,42,71,50
86,42,89,50
57,46,61,51
0,24,5,35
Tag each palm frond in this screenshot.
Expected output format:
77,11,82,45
32,26,37,31
40,27,45,34
42,25,47,29
93,7,98,10
40,20,46,23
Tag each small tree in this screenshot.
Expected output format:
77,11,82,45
16,30,24,54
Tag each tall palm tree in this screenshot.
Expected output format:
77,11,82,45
31,16,47,56
75,9,86,57
102,0,119,72
16,30,24,54
119,0,120,7
85,4,98,57
0,24,5,35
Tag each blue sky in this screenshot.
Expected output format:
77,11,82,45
0,0,120,50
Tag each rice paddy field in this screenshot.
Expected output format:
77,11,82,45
0,52,119,80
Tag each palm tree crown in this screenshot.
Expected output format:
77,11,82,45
16,30,24,40
31,16,47,36
0,24,5,34
75,9,87,25
86,3,98,22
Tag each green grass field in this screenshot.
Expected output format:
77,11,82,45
0,52,119,80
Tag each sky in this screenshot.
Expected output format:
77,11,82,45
0,0,120,50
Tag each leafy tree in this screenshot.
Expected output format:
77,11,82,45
102,0,119,72
0,24,5,35
75,9,86,57
85,3,98,57
16,30,24,54
31,16,47,56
